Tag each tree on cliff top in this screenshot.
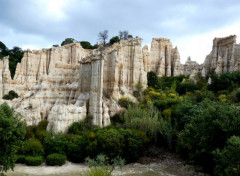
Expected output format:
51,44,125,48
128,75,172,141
61,38,75,46
0,41,9,59
0,103,26,175
98,30,108,45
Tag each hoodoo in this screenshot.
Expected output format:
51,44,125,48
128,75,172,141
1,35,240,132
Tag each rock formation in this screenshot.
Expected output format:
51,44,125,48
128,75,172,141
146,38,182,76
202,35,240,76
1,35,239,132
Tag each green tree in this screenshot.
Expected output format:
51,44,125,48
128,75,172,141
109,36,120,45
177,100,240,172
8,47,24,79
147,71,159,88
0,103,26,175
80,41,98,49
213,136,240,176
61,38,75,46
0,41,9,59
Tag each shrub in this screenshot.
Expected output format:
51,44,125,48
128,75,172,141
124,105,161,142
147,71,159,88
84,154,125,176
119,129,144,162
96,128,124,159
109,36,120,45
46,153,67,166
2,90,19,100
66,135,88,163
177,100,240,172
44,132,67,156
118,97,134,108
25,125,37,140
25,156,43,166
213,136,240,176
80,167,112,176
20,139,44,156
15,155,25,164
37,120,48,130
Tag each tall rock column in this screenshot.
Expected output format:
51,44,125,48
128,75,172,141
89,58,104,127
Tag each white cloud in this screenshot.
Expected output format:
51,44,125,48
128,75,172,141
174,22,240,64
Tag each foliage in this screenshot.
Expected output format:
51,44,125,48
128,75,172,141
66,135,88,163
80,167,112,176
118,97,134,108
96,129,124,159
177,100,240,172
147,71,159,88
208,71,240,93
213,136,240,176
8,47,24,78
124,105,159,139
2,90,19,100
61,38,75,46
119,129,144,162
20,139,44,156
109,36,120,45
44,132,67,156
0,41,9,59
0,103,26,175
84,154,125,176
46,153,66,166
67,121,97,135
80,41,98,49
25,156,43,166
15,155,25,164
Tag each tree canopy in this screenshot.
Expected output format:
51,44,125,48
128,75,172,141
0,103,26,175
61,38,75,46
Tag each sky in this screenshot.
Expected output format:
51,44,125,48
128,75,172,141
0,0,240,64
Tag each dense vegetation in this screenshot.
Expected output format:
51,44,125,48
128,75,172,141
2,71,240,176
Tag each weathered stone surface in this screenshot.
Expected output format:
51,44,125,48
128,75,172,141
2,35,239,132
147,38,182,76
202,35,240,76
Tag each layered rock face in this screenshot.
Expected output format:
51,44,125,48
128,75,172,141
2,35,238,132
0,39,148,132
202,35,240,76
146,38,182,76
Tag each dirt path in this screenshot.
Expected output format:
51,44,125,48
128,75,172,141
6,153,210,176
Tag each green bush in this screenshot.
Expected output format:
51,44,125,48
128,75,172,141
25,156,43,166
37,120,48,130
20,139,44,156
2,90,19,100
96,128,124,159
15,155,25,164
124,105,160,140
46,153,67,166
177,100,240,172
118,97,134,109
213,136,240,176
109,36,120,45
80,167,112,176
147,71,159,89
44,132,67,156
66,135,88,163
25,125,37,139
119,129,144,162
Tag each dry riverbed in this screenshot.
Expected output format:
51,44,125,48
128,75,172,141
7,152,210,176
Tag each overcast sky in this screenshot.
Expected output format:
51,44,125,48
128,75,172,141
0,0,240,64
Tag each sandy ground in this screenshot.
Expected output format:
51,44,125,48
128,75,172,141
6,153,210,176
